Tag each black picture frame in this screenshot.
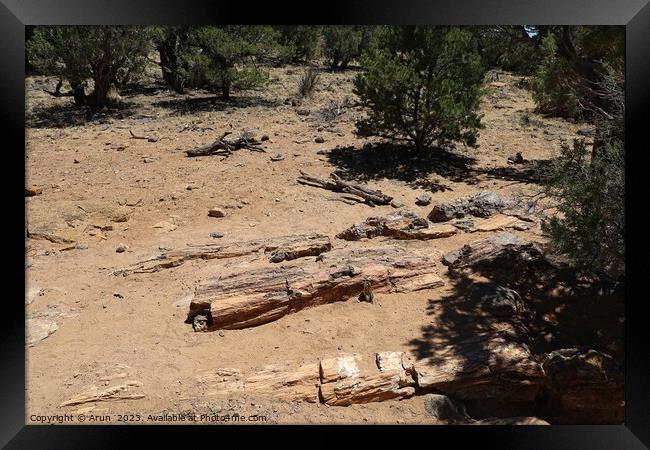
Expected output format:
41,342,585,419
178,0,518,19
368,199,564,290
2,1,648,447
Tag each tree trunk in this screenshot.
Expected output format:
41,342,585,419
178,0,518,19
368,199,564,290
158,42,184,94
88,74,112,109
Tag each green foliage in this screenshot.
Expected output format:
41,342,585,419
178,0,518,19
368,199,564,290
353,26,485,152
543,139,624,280
473,26,541,75
322,26,386,70
188,26,286,99
27,26,152,108
531,34,581,118
277,26,322,62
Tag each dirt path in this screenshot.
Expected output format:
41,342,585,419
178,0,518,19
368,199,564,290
25,67,589,424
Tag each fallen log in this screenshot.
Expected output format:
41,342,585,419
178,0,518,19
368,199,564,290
428,191,533,223
442,232,543,272
187,246,444,330
318,353,415,406
244,363,321,403
113,233,331,276
298,171,393,206
60,383,145,407
413,335,545,403
185,131,266,157
336,210,458,241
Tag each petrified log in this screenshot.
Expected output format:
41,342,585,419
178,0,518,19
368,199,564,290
187,247,444,330
442,232,543,271
60,382,145,407
336,210,458,241
318,354,416,406
542,348,624,424
428,191,531,222
185,131,267,157
467,214,530,233
298,171,393,206
114,233,331,276
413,335,545,402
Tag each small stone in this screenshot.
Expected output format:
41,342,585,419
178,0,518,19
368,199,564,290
25,186,43,197
218,330,225,337
260,134,270,141
296,108,310,116
73,159,80,164
274,198,281,202
390,199,404,208
186,185,194,191
249,223,257,227
316,149,329,155
209,231,224,239
270,154,285,162
315,136,325,143
291,99,302,107
113,292,124,299
415,194,432,206
75,243,89,250
115,243,128,253
208,208,226,218
143,158,155,163
159,244,173,251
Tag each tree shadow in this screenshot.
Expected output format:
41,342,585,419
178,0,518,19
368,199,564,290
326,143,479,192
152,94,282,115
408,251,624,420
476,159,555,185
25,101,138,129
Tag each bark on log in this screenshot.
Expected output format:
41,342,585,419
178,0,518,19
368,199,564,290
185,131,267,157
298,171,393,206
336,210,458,241
187,247,444,330
244,363,321,403
413,335,545,402
442,232,543,272
114,233,331,276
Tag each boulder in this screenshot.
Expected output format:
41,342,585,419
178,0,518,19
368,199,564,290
423,394,473,424
469,282,523,316
542,348,624,424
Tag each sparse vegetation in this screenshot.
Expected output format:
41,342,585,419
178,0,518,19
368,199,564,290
298,67,321,98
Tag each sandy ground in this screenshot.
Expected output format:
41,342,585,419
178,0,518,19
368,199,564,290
25,66,592,424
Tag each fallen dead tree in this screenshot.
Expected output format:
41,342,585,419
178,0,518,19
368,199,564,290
194,345,545,408
186,246,444,330
336,210,458,241
185,131,267,157
113,233,331,276
298,171,393,206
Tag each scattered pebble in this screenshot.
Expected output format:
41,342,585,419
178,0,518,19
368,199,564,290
209,231,224,239
218,330,225,337
208,207,226,218
415,194,432,206
115,243,128,253
260,134,270,141
314,136,325,143
270,154,285,162
113,292,124,299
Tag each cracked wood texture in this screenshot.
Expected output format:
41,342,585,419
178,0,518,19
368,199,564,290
113,233,331,276
187,247,444,330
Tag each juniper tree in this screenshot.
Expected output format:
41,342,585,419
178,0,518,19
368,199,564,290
27,26,152,109
354,26,485,153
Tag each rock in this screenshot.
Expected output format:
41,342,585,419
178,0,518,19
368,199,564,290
415,194,431,206
507,152,525,164
143,158,155,163
423,394,472,424
208,208,226,218
296,108,310,116
468,214,528,233
291,98,302,107
469,283,523,316
316,149,329,155
428,191,528,223
27,318,58,345
270,154,285,162
390,200,404,208
26,285,43,305
542,348,624,424
111,212,130,223
113,292,124,299
315,136,325,143
336,210,457,241
75,243,89,250
152,221,178,232
218,330,225,337
442,232,543,272
115,243,128,253
209,232,225,239
26,186,43,196
261,134,270,141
